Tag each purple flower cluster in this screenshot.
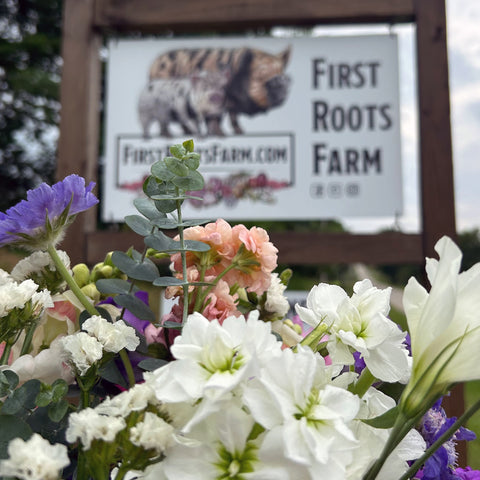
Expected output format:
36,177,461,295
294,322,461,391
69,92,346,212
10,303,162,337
0,175,98,249
417,397,478,480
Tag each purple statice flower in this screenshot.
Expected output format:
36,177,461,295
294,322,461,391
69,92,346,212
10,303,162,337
454,467,480,479
417,397,476,480
0,175,98,249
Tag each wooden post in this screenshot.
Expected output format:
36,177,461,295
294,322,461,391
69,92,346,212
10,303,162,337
57,0,102,265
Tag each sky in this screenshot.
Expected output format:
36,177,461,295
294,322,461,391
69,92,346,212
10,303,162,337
321,0,480,234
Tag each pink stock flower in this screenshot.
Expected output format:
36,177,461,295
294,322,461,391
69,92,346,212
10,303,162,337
170,219,235,275
224,225,278,294
201,278,240,324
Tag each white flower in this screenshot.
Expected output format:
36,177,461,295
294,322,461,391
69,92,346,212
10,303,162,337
244,346,360,479
66,407,126,449
59,331,103,375
5,337,74,385
0,278,40,317
156,405,294,480
82,315,139,353
152,311,282,406
401,236,480,415
0,433,69,480
130,412,175,453
264,272,290,317
296,280,410,383
95,382,160,417
11,250,71,281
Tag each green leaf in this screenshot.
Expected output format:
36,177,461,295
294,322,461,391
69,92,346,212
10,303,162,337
48,398,69,423
114,294,157,323
0,415,32,459
98,359,128,389
150,162,176,183
35,388,53,408
96,278,138,295
183,139,194,152
112,251,159,282
170,144,187,158
163,321,183,330
184,152,201,170
125,215,154,236
184,240,211,252
362,405,399,429
51,379,69,402
133,198,167,221
0,370,19,396
154,198,179,214
151,218,181,230
1,379,41,415
137,358,169,371
172,170,205,190
152,277,188,287
144,232,177,252
165,157,189,177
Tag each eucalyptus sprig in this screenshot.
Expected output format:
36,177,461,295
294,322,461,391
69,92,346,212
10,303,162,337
96,140,210,330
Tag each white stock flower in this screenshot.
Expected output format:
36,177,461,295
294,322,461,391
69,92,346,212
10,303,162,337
264,272,290,317
60,331,103,375
0,433,69,480
152,311,282,406
82,315,139,352
66,407,126,449
296,280,410,383
401,236,480,415
129,411,175,453
244,346,360,479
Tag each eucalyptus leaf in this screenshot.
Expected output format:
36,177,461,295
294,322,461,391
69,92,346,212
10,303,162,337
183,139,194,152
115,294,157,323
170,144,187,158
154,198,178,214
48,398,69,423
152,277,188,287
184,240,211,252
137,358,169,371
151,218,181,230
144,232,177,252
0,415,32,459
51,379,69,402
98,359,128,389
96,278,138,295
151,161,176,182
133,197,167,221
163,321,183,330
184,152,201,170
172,170,205,190
112,251,159,281
125,215,154,236
165,157,189,177
1,379,41,415
0,370,19,394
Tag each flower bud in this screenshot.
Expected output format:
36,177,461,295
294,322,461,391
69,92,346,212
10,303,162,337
72,264,90,288
81,283,100,304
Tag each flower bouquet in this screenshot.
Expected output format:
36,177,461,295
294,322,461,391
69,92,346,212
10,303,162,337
1,140,480,480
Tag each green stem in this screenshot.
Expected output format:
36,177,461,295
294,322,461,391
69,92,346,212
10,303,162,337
48,244,136,388
119,348,136,387
0,340,13,365
350,367,376,398
398,396,480,480
176,189,189,325
47,244,99,317
19,322,39,356
299,322,329,350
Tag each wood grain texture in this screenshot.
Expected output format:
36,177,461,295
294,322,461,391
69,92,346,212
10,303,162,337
85,231,423,265
93,0,415,31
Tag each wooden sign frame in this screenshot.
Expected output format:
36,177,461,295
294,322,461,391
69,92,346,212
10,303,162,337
56,0,463,442
57,0,455,269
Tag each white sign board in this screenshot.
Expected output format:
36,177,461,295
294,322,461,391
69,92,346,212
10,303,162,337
103,35,402,222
